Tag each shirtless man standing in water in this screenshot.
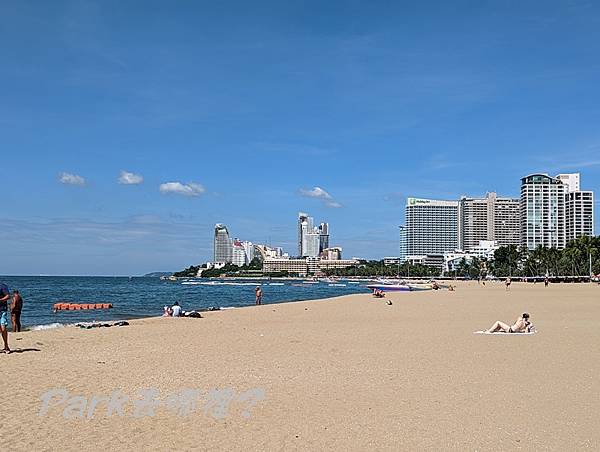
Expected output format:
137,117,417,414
255,286,262,305
487,312,530,333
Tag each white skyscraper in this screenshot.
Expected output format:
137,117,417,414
303,230,321,257
231,239,247,267
298,212,331,257
298,212,312,256
520,174,567,250
404,198,459,257
565,191,594,242
558,173,594,242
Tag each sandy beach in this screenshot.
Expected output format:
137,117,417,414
2,281,599,451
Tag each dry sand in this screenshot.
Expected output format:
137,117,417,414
1,281,599,451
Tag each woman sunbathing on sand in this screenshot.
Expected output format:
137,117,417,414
487,312,531,333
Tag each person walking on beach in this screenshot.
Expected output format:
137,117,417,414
505,277,511,290
0,283,11,353
544,277,549,287
11,290,23,333
255,286,262,305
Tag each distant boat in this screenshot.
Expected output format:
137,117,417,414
366,284,411,292
367,281,439,292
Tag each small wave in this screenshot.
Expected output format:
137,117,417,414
200,282,258,286
30,322,67,331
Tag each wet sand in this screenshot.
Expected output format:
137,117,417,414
2,281,599,451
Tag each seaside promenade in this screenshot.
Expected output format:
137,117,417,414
2,282,598,450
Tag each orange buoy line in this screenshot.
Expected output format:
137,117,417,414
53,303,113,311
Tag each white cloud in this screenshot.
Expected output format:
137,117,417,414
118,170,144,185
159,181,205,197
59,172,86,186
299,186,342,208
299,186,333,200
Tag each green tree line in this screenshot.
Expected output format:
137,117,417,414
456,235,600,278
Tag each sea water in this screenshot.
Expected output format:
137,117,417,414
0,276,370,329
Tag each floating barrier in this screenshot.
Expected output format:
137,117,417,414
53,303,113,311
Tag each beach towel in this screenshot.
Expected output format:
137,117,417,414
474,330,536,335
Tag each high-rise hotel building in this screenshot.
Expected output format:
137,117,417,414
404,198,459,256
520,174,567,249
214,224,233,263
558,173,594,241
521,173,594,250
459,192,520,250
297,212,330,257
402,193,521,260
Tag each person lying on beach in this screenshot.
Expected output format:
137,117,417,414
486,312,531,333
372,289,385,298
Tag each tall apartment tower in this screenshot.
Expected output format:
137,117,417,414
459,192,520,250
214,224,233,263
297,212,311,256
298,213,331,257
491,193,521,247
303,230,321,257
318,223,329,253
404,198,459,256
565,191,594,241
558,173,594,242
520,174,567,250
231,239,247,267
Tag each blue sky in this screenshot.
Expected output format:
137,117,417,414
1,0,600,275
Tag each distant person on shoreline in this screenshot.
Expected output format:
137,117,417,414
505,277,512,290
11,290,23,333
544,277,549,287
486,312,531,333
171,301,182,317
0,283,11,353
255,286,262,305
